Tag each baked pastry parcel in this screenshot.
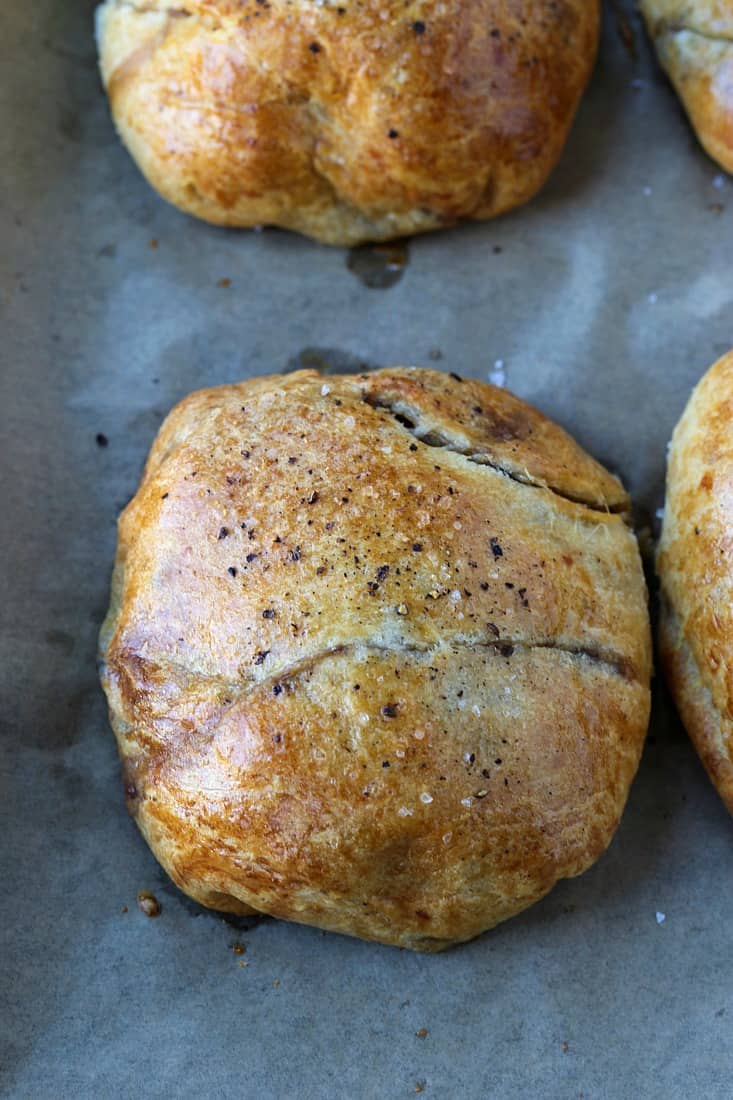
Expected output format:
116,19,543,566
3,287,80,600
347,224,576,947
641,1,733,173
658,350,733,814
99,368,651,950
96,0,600,245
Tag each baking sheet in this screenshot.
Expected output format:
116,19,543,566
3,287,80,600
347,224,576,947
2,1,733,1096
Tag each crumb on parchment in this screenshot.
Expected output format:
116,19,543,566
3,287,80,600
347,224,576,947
137,892,162,918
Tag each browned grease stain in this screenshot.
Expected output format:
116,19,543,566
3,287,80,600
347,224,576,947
347,240,410,289
609,0,638,59
285,347,380,375
45,629,75,655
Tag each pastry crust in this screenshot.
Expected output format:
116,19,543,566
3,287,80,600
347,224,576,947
641,1,733,173
96,0,600,245
657,350,733,814
99,368,651,950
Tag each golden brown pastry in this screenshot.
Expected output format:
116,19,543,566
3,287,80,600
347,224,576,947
99,368,651,950
95,0,600,245
657,350,733,814
641,1,733,173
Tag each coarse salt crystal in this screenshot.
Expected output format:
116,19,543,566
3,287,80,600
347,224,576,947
321,384,330,396
489,359,506,387
472,705,481,717
420,792,433,804
656,911,666,924
451,589,462,602
461,797,472,807
413,729,425,740
398,807,413,817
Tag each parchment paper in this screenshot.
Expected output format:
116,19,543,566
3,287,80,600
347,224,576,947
2,1,732,1096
